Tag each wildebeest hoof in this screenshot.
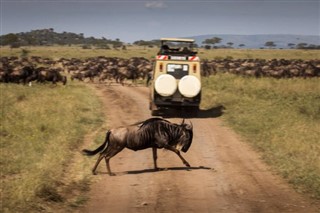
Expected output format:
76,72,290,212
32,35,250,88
109,173,116,176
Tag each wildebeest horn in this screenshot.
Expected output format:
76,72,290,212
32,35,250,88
181,118,185,125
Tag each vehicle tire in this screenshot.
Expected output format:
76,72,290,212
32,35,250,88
154,74,177,96
178,75,201,98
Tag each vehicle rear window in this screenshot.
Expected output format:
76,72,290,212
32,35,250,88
167,64,189,79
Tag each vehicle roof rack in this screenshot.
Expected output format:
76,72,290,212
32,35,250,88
160,38,195,43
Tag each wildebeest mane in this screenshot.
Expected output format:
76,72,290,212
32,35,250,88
136,117,170,129
137,118,192,149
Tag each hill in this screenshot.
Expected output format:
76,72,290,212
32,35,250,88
0,28,123,48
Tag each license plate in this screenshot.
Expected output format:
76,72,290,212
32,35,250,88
170,56,186,60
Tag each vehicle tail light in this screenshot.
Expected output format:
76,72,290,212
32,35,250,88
159,63,163,72
193,64,197,73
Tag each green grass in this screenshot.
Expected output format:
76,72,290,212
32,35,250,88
201,74,320,199
198,48,320,60
0,82,104,212
0,45,158,60
1,45,319,60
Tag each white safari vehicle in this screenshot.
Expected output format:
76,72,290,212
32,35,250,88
149,38,201,116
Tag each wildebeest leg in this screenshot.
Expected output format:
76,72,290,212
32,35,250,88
104,147,125,176
152,147,158,170
92,154,105,175
121,78,125,86
165,145,191,167
53,76,57,85
104,158,114,176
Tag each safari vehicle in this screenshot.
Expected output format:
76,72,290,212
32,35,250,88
149,38,201,116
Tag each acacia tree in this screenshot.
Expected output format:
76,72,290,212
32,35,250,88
112,38,123,49
227,42,234,48
287,43,295,49
296,43,308,49
264,41,276,49
202,37,222,48
133,40,160,49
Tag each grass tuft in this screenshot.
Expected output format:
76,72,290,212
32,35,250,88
36,184,64,202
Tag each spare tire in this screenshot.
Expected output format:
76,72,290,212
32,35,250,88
155,74,177,96
178,75,201,98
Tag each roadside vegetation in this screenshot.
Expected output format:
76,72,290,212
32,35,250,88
197,48,320,60
1,45,157,60
1,45,320,60
201,74,320,199
0,82,104,212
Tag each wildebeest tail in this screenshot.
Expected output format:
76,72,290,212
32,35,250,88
82,131,111,156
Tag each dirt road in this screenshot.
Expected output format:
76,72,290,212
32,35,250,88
80,84,319,213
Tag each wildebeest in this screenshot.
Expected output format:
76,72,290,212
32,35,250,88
1,65,37,84
82,118,193,176
37,68,67,85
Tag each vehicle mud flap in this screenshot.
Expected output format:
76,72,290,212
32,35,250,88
151,109,160,116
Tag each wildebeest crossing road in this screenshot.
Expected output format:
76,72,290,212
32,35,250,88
82,117,194,176
79,84,319,213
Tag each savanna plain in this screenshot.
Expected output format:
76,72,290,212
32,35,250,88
1,46,320,212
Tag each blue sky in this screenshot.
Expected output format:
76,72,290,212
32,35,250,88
1,0,319,43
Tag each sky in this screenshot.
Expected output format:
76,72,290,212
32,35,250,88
1,0,319,43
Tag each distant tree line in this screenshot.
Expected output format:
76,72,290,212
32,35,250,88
0,28,123,49
264,41,320,49
133,40,161,48
1,30,319,50
201,37,320,49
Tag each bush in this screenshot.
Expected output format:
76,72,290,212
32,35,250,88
82,45,92,49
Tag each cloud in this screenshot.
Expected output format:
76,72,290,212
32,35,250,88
145,1,167,9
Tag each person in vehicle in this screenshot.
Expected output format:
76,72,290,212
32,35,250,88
158,44,180,55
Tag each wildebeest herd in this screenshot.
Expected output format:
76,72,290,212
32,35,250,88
0,56,152,86
0,57,67,85
202,58,320,78
1,56,319,85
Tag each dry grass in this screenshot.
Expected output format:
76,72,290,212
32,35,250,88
0,82,104,212
201,74,320,199
1,45,319,60
198,48,320,60
0,45,158,60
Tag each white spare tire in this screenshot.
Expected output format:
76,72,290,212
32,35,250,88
178,75,201,98
155,74,177,96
